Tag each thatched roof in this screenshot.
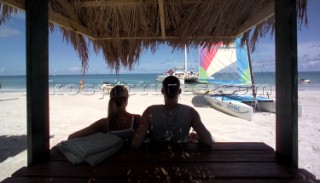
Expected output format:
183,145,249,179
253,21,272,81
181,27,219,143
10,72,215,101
0,0,307,73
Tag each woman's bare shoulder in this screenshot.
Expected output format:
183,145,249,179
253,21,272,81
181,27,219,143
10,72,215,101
96,117,108,123
133,114,142,120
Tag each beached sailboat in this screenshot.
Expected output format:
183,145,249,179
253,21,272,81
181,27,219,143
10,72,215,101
204,94,254,121
199,38,276,120
198,38,252,85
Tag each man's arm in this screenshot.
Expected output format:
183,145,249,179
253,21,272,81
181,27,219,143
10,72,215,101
131,108,150,149
190,108,214,147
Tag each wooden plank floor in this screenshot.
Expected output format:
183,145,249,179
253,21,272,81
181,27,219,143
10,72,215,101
3,142,319,183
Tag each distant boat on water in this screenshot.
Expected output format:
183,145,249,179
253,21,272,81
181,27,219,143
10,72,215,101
156,45,198,84
156,68,185,84
100,79,128,91
184,45,199,83
298,79,311,84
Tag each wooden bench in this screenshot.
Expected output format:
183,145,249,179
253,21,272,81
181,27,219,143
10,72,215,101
3,142,319,182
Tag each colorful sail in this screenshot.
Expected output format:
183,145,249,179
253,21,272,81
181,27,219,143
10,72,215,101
198,38,252,84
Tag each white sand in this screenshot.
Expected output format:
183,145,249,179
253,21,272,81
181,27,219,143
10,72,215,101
0,90,319,181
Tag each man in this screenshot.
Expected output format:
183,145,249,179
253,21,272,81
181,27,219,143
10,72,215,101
131,76,214,148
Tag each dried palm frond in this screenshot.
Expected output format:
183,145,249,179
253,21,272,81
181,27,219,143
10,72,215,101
0,2,17,25
0,0,308,74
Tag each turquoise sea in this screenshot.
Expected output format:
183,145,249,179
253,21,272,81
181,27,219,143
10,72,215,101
0,71,319,93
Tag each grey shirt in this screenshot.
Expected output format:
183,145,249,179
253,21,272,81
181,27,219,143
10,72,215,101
147,104,192,143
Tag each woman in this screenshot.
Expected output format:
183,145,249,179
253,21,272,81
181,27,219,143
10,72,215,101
79,79,84,91
68,85,141,142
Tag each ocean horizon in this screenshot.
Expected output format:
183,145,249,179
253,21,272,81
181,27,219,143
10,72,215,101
0,71,319,93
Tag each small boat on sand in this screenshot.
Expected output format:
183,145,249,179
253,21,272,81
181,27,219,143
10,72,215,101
204,94,254,121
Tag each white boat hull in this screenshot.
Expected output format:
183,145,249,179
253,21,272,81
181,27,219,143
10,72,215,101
234,95,276,113
185,76,198,83
230,95,303,118
257,100,302,118
204,95,253,121
156,74,185,84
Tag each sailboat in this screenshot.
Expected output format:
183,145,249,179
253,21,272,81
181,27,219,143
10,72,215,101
156,45,198,84
199,37,277,121
156,67,186,84
184,45,199,83
198,38,252,85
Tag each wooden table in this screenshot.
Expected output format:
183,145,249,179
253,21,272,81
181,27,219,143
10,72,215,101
3,142,319,182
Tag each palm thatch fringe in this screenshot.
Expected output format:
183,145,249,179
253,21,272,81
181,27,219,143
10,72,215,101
0,2,16,25
0,0,308,74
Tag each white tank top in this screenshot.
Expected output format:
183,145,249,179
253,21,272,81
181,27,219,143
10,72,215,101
147,104,192,143
109,115,135,138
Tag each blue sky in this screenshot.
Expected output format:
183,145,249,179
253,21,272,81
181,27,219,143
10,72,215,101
0,0,319,76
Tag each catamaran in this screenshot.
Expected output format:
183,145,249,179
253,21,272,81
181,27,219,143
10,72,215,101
156,67,186,84
156,45,198,84
198,37,278,121
184,45,199,83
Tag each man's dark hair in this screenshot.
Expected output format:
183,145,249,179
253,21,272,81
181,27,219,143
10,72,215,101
162,76,180,98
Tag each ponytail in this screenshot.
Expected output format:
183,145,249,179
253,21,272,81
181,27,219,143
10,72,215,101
107,85,129,129
108,97,118,129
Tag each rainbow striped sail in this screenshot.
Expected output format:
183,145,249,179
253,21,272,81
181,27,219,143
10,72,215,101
198,38,252,85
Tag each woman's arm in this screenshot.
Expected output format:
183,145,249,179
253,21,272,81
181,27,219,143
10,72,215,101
133,114,142,130
131,109,150,149
68,118,107,139
190,109,214,147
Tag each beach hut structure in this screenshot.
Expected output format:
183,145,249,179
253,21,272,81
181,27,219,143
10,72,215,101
1,0,318,182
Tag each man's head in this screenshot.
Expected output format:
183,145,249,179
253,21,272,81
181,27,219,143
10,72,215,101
162,76,181,98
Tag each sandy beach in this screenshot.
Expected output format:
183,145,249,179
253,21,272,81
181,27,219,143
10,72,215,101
0,90,319,180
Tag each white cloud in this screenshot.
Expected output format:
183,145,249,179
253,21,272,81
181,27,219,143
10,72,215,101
298,42,320,58
68,66,82,72
0,67,5,73
0,26,21,38
250,42,275,72
298,42,320,70
304,59,320,67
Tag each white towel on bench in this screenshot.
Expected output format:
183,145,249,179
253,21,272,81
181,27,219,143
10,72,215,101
56,132,123,166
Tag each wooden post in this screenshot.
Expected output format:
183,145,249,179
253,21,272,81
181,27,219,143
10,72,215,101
275,0,298,168
26,0,50,166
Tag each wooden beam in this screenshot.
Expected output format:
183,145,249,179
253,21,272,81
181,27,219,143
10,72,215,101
235,1,274,37
49,10,95,40
0,0,24,10
275,0,298,168
77,0,200,8
96,35,232,40
78,0,148,7
26,0,50,166
55,0,78,21
158,0,166,38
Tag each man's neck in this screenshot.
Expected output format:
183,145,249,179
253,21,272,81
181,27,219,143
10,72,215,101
164,100,178,111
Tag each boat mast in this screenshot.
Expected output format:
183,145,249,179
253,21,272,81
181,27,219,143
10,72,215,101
184,45,187,72
246,40,256,97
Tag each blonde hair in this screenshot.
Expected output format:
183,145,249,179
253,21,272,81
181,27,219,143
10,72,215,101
108,85,129,129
